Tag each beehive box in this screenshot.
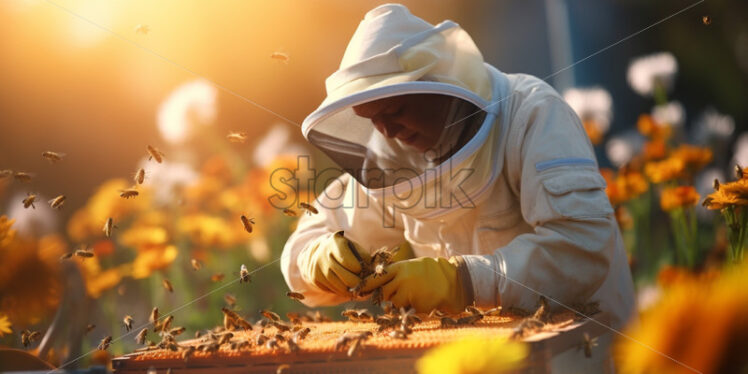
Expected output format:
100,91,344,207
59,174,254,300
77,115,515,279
112,310,612,374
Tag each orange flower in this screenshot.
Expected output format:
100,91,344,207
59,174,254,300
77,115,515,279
704,179,748,210
637,114,671,140
670,144,712,173
642,139,667,161
617,260,748,373
660,186,700,212
644,157,685,184
602,168,649,206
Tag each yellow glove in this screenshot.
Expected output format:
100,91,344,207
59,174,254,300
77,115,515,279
359,256,472,314
298,231,370,297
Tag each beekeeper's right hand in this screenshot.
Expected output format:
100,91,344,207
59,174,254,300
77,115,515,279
298,231,370,297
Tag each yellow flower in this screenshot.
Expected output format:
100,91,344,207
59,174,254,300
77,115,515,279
704,179,748,210
131,244,178,279
644,157,685,184
416,336,528,374
616,260,748,373
660,186,700,212
0,314,12,337
0,215,16,248
177,214,239,249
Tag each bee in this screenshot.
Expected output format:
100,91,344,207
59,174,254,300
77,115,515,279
235,317,253,331
211,273,225,282
239,264,251,283
428,309,445,319
149,307,159,326
169,326,185,336
74,247,94,259
42,151,65,163
218,332,233,345
181,345,195,362
0,169,12,178
226,132,247,143
240,215,255,234
21,330,41,348
60,252,74,261
580,332,598,358
22,193,37,209
282,208,297,217
298,202,318,215
48,195,66,209
270,51,289,64
162,279,174,293
256,334,268,346
120,188,139,199
713,178,720,191
736,164,744,179
135,328,148,344
285,291,305,301
266,337,279,350
85,324,96,335
294,327,310,341
510,317,545,340
161,315,174,332
456,314,483,326
98,336,112,351
224,293,236,307
273,321,292,332
14,171,33,183
261,309,280,321
146,145,164,163
532,296,550,323
134,168,146,185
103,217,116,237
276,364,291,374
123,315,134,331
702,15,711,25
190,258,202,271
440,317,458,328
134,24,150,34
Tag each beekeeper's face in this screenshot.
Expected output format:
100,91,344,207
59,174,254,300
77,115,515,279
353,94,452,152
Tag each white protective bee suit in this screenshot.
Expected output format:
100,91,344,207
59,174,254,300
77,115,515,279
281,4,635,331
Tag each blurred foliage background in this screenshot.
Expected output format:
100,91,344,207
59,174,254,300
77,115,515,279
0,0,746,371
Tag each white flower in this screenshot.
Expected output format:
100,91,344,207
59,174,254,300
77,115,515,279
139,159,199,205
253,124,307,167
562,87,613,135
6,192,58,237
651,101,685,127
605,132,644,168
627,52,678,96
692,108,735,143
157,79,218,143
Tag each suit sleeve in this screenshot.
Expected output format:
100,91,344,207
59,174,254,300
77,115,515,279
461,95,616,311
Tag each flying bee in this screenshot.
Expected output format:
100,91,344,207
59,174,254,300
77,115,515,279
98,336,112,350
211,273,225,282
74,247,94,259
85,324,96,335
239,264,251,283
59,252,74,261
298,202,318,215
42,151,65,163
134,168,146,185
135,328,148,344
702,15,711,25
190,258,202,271
103,217,116,237
580,332,598,358
285,291,305,301
224,293,237,307
146,145,164,163
120,188,139,199
240,215,255,234
149,307,159,327
48,195,66,209
270,51,289,64
161,315,174,332
282,208,297,217
22,193,37,209
14,172,33,183
260,309,280,321
226,132,247,143
123,315,134,332
162,279,174,293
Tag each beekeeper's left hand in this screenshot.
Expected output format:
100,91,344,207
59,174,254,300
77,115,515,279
359,256,472,313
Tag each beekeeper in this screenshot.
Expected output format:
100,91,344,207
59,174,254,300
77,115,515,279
281,4,635,330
